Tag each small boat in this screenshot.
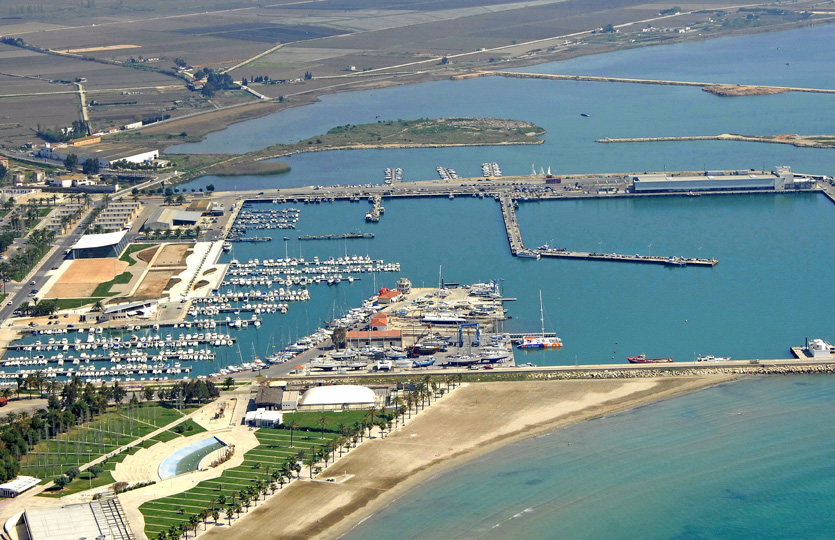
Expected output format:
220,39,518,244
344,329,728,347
580,113,590,117
665,256,687,266
696,355,731,362
517,250,541,260
627,354,673,364
412,357,436,368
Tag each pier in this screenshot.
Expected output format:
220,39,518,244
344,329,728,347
499,193,524,255
365,196,383,222
298,232,374,241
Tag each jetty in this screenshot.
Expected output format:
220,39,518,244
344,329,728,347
365,196,383,222
298,232,374,241
230,236,272,243
499,193,524,256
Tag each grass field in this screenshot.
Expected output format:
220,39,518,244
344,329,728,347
54,297,106,310
280,410,376,433
21,402,199,481
92,270,133,297
140,428,339,537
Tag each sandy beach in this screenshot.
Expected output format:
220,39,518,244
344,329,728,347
198,374,737,540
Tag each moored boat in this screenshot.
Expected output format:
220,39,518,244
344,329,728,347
627,354,673,364
697,355,731,362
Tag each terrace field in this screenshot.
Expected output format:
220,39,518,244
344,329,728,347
140,427,340,538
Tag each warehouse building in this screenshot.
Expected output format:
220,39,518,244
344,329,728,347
631,166,801,193
71,230,128,259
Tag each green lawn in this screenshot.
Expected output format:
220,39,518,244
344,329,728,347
20,402,196,480
140,429,339,537
38,470,115,497
280,410,380,433
92,271,133,297
120,243,154,266
54,297,106,310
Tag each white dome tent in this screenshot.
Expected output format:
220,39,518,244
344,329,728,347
297,385,377,411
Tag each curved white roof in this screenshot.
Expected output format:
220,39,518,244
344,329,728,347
298,385,375,406
72,230,127,250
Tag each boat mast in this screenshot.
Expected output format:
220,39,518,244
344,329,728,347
539,290,545,336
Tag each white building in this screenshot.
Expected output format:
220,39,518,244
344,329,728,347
244,408,283,427
297,385,377,411
808,339,835,358
0,476,40,498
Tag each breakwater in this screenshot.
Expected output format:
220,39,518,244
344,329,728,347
597,134,835,149
495,71,835,95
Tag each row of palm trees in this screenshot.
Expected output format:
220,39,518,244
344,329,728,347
151,377,463,540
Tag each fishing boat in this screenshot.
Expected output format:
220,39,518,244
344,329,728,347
516,291,562,349
445,354,481,366
517,250,541,260
696,355,731,362
627,354,673,364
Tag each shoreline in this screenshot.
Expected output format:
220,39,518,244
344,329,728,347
196,375,739,540
322,375,739,540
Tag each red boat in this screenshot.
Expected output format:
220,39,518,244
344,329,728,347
627,354,673,364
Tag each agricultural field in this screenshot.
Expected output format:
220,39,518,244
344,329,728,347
140,427,340,538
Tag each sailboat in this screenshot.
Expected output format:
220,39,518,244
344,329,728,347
516,291,562,349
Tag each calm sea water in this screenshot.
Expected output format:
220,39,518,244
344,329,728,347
340,375,835,540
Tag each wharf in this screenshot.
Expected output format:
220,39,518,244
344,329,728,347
365,196,383,222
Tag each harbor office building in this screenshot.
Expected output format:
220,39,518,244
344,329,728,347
70,230,128,259
631,166,812,193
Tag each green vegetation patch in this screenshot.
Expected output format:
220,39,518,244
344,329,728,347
120,244,154,266
280,410,373,433
38,470,115,497
54,297,106,310
92,271,133,297
140,428,340,537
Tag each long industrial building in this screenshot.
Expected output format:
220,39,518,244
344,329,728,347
631,166,813,193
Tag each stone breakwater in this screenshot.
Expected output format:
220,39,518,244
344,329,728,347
526,363,835,379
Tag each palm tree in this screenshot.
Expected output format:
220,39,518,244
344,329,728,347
211,508,219,526
225,506,234,526
304,454,317,479
318,414,328,439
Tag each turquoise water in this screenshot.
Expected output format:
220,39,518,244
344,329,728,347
341,375,835,540
215,192,835,369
